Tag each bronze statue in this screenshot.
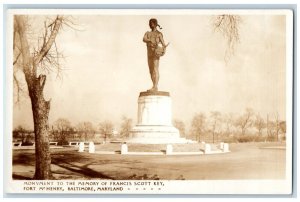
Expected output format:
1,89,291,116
143,18,168,92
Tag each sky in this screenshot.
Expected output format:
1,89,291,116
12,11,288,130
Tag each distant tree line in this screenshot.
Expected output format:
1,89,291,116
12,126,35,145
174,108,286,143
13,108,286,145
13,116,133,145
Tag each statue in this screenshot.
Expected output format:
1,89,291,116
143,18,168,92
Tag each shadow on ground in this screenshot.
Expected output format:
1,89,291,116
12,174,32,180
51,157,114,180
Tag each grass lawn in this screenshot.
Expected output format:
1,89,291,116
12,142,286,180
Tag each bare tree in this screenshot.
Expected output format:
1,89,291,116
265,113,282,141
191,113,206,142
76,122,95,141
279,121,286,134
254,114,266,136
223,113,235,137
267,121,276,137
119,116,133,138
13,15,67,179
173,119,186,138
212,15,241,62
274,113,281,141
53,118,72,144
279,121,286,141
235,108,254,136
98,121,114,142
209,111,222,143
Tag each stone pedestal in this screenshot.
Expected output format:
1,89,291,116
88,142,95,153
128,91,190,144
220,142,224,149
121,143,128,154
78,142,84,152
204,144,211,154
223,143,229,152
166,144,173,155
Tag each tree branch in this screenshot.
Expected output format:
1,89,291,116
212,14,241,63
15,15,34,85
39,74,47,90
34,16,63,66
13,52,21,65
13,73,21,102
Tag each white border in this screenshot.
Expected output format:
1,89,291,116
4,8,294,195
6,9,295,15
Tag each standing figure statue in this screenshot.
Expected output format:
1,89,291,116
143,18,168,92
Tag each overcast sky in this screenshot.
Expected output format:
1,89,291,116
12,12,287,130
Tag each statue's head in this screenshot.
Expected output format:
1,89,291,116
149,18,162,30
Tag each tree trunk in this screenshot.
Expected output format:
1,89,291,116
241,128,245,136
30,76,52,180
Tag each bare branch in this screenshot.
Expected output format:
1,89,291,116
42,21,48,50
13,27,17,51
39,74,46,89
34,15,63,66
61,16,84,31
53,40,63,80
212,15,241,63
15,15,34,83
13,69,28,104
13,52,21,65
13,73,21,102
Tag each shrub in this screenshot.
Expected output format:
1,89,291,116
252,135,266,142
236,135,255,143
266,135,277,142
21,141,34,146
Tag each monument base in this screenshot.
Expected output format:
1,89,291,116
128,90,195,144
128,125,194,144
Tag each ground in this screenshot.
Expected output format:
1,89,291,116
12,142,286,180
